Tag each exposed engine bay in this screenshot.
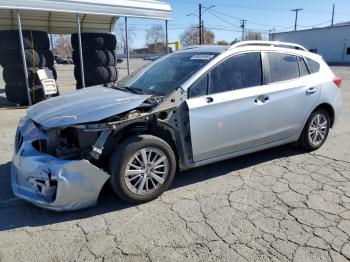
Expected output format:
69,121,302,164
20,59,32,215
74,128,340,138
29,87,194,171
11,86,195,211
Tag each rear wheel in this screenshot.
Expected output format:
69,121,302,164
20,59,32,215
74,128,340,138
299,108,330,151
109,135,176,203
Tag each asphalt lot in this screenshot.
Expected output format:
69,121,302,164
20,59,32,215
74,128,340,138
0,64,350,261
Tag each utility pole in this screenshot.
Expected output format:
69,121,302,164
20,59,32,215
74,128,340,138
269,27,276,41
291,8,303,31
199,3,202,45
241,19,246,41
201,20,204,44
187,4,214,45
331,4,335,26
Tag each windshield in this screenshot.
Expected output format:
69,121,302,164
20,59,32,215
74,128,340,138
117,52,217,95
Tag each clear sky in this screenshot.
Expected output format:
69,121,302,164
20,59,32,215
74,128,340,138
117,0,350,48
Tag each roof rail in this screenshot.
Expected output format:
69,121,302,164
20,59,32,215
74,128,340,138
229,41,307,51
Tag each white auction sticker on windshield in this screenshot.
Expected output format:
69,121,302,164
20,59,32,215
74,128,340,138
190,54,215,60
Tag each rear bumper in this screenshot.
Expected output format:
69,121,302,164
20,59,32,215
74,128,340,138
332,90,342,127
11,117,110,211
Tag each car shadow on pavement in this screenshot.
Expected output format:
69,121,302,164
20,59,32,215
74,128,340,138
0,144,304,231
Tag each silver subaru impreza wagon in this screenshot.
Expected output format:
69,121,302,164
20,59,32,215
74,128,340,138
12,41,342,211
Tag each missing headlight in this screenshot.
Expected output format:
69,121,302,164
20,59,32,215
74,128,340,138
56,127,99,160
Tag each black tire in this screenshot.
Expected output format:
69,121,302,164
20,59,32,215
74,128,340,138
74,66,118,83
3,66,57,86
109,135,176,203
71,33,116,50
72,50,116,66
299,108,330,151
0,49,54,67
5,84,46,104
0,30,50,50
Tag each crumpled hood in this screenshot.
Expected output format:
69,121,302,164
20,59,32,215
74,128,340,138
27,86,151,128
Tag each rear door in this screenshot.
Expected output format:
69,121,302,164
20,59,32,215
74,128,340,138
263,52,321,143
187,52,271,162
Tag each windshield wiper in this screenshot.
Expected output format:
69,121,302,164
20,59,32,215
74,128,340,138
114,86,143,94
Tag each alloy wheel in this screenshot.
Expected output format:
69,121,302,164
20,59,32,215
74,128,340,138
124,147,169,195
308,113,328,146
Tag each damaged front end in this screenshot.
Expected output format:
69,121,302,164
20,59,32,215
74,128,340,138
11,117,110,211
12,86,192,211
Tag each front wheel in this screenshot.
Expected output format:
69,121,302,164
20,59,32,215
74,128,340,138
109,135,176,203
299,108,330,151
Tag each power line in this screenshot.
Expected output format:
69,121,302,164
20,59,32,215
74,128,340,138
298,20,332,28
206,9,241,28
169,0,350,16
209,9,291,29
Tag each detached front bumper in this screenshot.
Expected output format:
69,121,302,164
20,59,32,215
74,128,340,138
11,117,110,211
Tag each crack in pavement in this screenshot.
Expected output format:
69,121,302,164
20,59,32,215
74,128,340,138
1,149,349,262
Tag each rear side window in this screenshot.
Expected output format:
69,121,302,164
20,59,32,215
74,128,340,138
267,53,299,83
298,56,309,77
305,58,320,73
209,52,262,94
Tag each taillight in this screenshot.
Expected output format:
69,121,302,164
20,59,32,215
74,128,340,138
333,77,342,88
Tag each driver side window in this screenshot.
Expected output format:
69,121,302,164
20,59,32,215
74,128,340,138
209,52,262,94
189,74,208,98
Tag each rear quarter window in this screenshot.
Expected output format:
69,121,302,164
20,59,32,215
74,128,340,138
298,56,310,77
305,58,320,73
267,53,299,83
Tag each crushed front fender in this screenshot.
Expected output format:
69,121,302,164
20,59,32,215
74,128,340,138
11,117,110,211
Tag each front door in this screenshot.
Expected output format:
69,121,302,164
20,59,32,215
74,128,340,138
186,52,271,162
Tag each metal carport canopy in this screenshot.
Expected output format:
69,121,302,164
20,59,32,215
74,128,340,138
0,0,172,34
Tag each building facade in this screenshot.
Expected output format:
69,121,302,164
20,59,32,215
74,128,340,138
270,24,350,63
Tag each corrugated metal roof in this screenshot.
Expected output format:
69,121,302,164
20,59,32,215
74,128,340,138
0,0,172,34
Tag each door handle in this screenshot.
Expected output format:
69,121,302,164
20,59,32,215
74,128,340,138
306,87,317,95
206,97,214,103
254,95,269,104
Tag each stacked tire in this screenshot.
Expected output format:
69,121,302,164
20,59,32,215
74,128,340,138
0,30,56,105
71,33,118,89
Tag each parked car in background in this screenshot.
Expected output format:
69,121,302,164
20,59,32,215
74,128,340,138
54,55,71,64
12,41,342,211
66,57,73,64
143,56,160,61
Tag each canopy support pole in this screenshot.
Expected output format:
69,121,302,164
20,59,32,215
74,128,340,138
16,10,32,106
125,17,130,75
50,34,54,51
76,14,85,88
165,20,169,54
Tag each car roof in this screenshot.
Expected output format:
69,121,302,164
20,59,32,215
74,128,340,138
177,41,322,63
179,45,229,54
